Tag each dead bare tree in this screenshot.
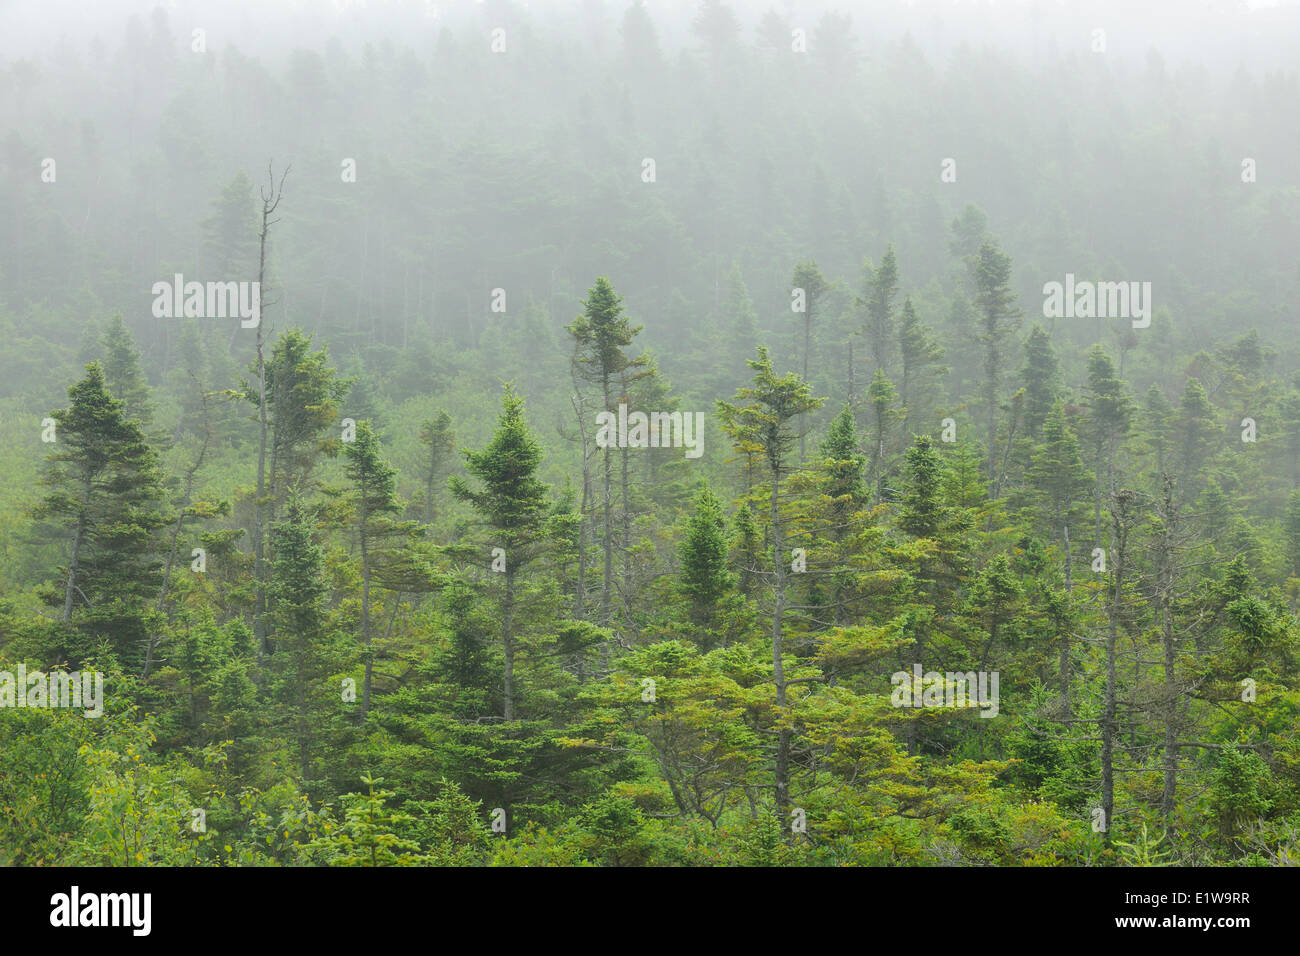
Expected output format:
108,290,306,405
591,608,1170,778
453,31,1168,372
252,161,289,656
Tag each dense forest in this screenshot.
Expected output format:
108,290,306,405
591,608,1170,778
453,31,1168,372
2,0,1300,868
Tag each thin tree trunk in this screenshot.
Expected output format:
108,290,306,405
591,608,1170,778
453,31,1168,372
1059,524,1072,718
1157,475,1179,827
62,480,91,622
360,508,372,720
253,165,287,655
770,473,791,826
601,375,613,627
1102,490,1134,845
572,391,592,622
503,564,515,721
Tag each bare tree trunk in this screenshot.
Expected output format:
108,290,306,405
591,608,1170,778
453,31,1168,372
253,163,288,656
620,421,631,623
600,374,613,627
571,390,592,622
770,473,791,825
800,313,811,463
1102,489,1136,845
360,506,373,720
1059,524,1072,718
1157,474,1179,827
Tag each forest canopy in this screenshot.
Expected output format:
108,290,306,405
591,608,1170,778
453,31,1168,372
1,0,1299,868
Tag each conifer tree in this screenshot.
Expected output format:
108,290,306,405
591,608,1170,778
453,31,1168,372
1019,325,1059,439
35,363,170,667
1175,378,1219,499
568,278,642,628
897,297,945,437
862,246,899,373
790,261,829,462
677,484,734,645
820,404,865,512
267,493,351,784
866,368,901,501
731,502,763,600
100,314,156,430
970,240,1022,493
718,346,824,823
344,420,401,719
1083,345,1133,544
723,261,760,386
418,411,456,524
451,385,559,722
1027,403,1092,557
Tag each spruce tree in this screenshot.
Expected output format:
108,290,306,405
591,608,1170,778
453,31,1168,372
100,314,156,430
568,278,642,628
344,420,401,719
418,410,456,524
897,297,945,437
1083,345,1133,544
862,246,900,373
1175,378,1219,498
34,362,170,667
266,493,351,785
677,484,734,645
717,346,824,824
1027,402,1092,577
1019,325,1059,439
790,261,829,462
450,385,557,722
970,240,1022,494
866,368,901,501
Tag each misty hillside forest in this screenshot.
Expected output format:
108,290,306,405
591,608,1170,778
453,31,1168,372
2,0,1299,870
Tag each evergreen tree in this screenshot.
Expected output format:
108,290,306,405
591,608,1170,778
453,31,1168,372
790,260,830,462
450,385,561,722
1083,345,1133,543
1027,403,1092,570
677,483,734,644
731,501,763,600
568,278,642,628
866,368,901,500
717,345,824,824
897,297,945,437
344,420,401,719
201,171,258,276
266,493,352,786
820,404,865,509
34,363,170,667
1019,325,1059,439
100,315,155,430
970,240,1022,494
1175,378,1219,498
418,410,456,525
862,246,900,373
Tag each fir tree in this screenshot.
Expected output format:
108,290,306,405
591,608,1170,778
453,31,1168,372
678,483,734,643
970,240,1022,494
418,410,456,525
1019,325,1059,439
450,385,560,722
898,297,945,437
344,420,402,719
34,363,170,667
568,278,643,628
100,315,156,430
